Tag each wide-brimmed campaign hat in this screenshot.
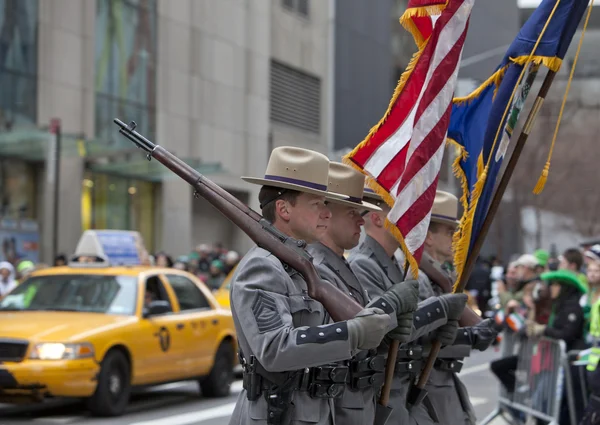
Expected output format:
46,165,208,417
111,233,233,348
430,191,460,228
327,163,381,212
242,147,348,201
362,186,384,204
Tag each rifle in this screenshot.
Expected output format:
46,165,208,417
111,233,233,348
113,119,363,322
419,254,482,327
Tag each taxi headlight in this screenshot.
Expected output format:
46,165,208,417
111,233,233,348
29,343,95,360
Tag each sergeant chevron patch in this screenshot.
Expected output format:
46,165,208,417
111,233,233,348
252,291,283,333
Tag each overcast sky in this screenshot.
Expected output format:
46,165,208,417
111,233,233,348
518,0,597,7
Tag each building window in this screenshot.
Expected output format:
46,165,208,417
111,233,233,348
282,0,309,17
0,0,39,130
81,172,156,252
270,60,321,134
0,159,36,219
94,0,157,144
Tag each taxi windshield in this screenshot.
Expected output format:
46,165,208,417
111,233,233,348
0,274,138,315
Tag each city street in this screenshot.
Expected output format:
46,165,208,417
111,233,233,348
0,348,505,425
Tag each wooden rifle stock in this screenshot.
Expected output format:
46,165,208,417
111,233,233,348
114,119,363,322
418,254,482,327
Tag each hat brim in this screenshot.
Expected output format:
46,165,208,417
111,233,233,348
362,191,384,203
430,215,459,229
241,177,349,202
585,251,600,262
326,197,382,212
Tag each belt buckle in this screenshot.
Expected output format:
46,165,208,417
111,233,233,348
310,382,345,399
313,365,348,383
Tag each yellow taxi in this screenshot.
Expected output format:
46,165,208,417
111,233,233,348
213,266,236,309
0,230,237,417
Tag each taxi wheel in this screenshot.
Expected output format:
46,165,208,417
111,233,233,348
86,349,131,417
199,341,234,398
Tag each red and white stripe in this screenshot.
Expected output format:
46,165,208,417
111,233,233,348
349,0,473,264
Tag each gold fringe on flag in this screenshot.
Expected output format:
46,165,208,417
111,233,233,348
399,2,446,48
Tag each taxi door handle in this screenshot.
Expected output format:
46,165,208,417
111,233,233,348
212,319,218,325
176,323,185,330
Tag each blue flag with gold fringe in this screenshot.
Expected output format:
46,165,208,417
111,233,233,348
448,0,590,282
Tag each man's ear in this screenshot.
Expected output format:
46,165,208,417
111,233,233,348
275,199,291,222
424,230,434,249
374,211,388,228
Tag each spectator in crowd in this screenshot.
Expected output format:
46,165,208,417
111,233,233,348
16,260,35,282
526,270,588,424
502,254,540,312
54,254,67,267
205,259,225,291
223,250,239,275
195,244,213,274
154,252,174,268
467,255,492,314
0,261,17,298
585,246,600,304
534,249,550,274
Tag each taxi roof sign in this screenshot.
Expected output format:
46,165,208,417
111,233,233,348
70,230,147,267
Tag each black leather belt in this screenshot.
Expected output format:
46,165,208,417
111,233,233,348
434,359,463,373
398,346,423,359
396,359,423,374
293,365,348,398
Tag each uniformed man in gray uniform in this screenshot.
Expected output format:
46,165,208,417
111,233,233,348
307,163,469,425
229,147,420,425
348,187,467,424
418,191,499,425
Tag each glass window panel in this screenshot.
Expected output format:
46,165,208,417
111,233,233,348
95,0,157,142
0,0,39,127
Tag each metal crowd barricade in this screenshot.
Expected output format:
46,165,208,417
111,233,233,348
478,330,524,425
479,334,583,425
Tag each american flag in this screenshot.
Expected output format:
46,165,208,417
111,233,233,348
343,0,474,275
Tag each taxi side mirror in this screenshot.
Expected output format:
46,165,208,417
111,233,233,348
144,300,171,318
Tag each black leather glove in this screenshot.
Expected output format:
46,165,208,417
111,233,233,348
463,319,499,351
434,319,459,345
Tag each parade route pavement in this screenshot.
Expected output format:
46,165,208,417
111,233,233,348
1,348,507,425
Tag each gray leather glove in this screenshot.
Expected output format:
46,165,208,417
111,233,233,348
438,293,468,320
379,280,420,316
387,312,413,342
434,319,459,345
469,319,499,351
347,308,393,350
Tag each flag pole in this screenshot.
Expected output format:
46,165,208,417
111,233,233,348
375,258,411,425
410,68,557,407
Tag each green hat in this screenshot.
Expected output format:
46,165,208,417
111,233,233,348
541,270,588,294
211,259,224,269
17,260,34,273
534,249,550,266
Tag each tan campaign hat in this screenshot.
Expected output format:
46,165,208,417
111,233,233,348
327,163,382,212
362,186,384,203
242,147,348,201
430,190,460,228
